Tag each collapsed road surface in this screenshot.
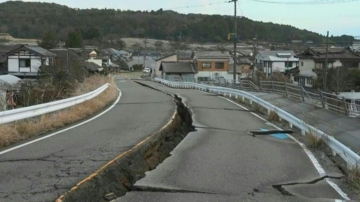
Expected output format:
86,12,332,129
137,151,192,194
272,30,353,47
117,81,351,202
0,77,175,202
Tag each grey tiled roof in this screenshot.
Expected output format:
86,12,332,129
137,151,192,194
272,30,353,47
0,44,22,62
257,50,295,58
84,61,102,71
297,47,360,60
155,53,176,61
194,51,231,58
26,46,56,57
160,62,197,73
238,58,252,64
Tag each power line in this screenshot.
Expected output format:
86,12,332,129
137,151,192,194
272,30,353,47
249,0,360,4
237,0,244,17
165,1,232,10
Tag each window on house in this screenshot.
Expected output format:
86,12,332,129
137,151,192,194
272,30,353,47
301,61,304,66
202,62,211,69
19,59,31,68
294,77,299,82
215,62,224,69
315,63,323,69
288,62,293,67
307,78,313,84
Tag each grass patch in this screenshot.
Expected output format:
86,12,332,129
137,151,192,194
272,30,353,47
0,75,118,148
253,103,262,113
268,111,280,122
236,97,245,104
348,167,360,192
306,128,327,149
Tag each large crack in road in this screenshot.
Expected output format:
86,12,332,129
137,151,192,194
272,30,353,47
57,82,195,202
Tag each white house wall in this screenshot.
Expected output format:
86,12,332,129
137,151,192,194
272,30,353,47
333,60,342,68
195,71,234,81
87,58,102,67
8,59,19,72
272,61,286,72
31,58,41,73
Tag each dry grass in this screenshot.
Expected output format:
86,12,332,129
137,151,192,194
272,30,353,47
253,104,262,113
268,111,280,122
348,167,360,192
236,97,245,104
0,75,118,148
306,128,327,149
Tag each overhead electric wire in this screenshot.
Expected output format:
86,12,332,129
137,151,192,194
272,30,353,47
249,0,360,4
165,0,233,10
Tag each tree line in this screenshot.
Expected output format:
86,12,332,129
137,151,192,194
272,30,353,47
0,1,356,46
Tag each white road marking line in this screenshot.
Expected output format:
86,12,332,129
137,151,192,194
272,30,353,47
218,96,350,201
0,85,122,156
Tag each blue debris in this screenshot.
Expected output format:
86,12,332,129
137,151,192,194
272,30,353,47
260,128,288,139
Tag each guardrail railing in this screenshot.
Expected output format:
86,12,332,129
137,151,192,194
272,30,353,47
154,77,360,169
0,83,110,125
161,76,359,118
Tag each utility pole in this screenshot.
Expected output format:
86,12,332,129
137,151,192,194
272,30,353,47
143,38,148,70
231,0,237,83
177,31,182,62
252,36,257,82
324,31,329,91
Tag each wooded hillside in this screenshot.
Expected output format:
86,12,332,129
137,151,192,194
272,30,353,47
0,1,355,45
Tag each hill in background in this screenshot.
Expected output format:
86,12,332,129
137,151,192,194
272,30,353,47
0,1,355,46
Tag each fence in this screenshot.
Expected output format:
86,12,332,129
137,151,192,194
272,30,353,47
161,76,359,118
154,77,360,169
0,83,110,125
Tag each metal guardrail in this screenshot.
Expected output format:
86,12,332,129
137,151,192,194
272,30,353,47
0,83,110,125
208,79,359,118
154,77,360,168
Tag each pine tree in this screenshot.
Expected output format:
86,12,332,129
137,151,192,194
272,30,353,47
39,30,57,49
66,29,83,48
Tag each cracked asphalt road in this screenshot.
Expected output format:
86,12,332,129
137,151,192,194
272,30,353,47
118,81,348,202
0,78,174,202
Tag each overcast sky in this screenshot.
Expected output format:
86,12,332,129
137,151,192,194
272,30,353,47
2,0,360,37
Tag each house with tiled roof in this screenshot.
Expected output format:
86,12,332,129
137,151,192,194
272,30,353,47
193,51,233,81
2,45,56,78
159,61,197,81
292,46,360,87
255,50,299,78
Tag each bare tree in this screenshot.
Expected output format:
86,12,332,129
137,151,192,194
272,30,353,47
154,40,163,51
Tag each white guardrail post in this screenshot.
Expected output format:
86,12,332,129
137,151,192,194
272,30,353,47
154,78,360,169
0,83,110,125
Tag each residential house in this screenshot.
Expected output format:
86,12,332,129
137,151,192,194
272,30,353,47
154,53,177,78
229,58,253,79
131,50,161,61
159,61,197,81
0,45,23,75
255,50,299,78
193,51,232,81
292,46,360,87
118,49,133,58
3,45,56,79
86,50,111,71
178,50,193,62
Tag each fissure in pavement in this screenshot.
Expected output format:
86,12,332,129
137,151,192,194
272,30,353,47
272,175,344,196
57,82,195,202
